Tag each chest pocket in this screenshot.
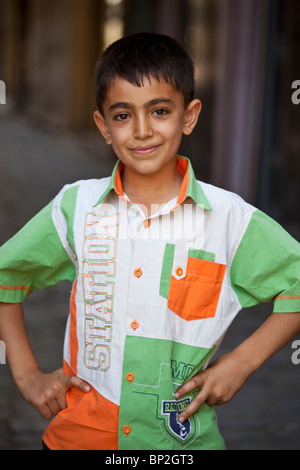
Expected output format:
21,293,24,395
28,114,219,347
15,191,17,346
160,245,227,321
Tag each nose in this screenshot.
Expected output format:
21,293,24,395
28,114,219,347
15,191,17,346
133,113,154,140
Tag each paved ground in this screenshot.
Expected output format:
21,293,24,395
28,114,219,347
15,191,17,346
0,111,299,450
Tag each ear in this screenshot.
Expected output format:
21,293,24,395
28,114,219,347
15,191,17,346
182,99,202,136
94,111,112,145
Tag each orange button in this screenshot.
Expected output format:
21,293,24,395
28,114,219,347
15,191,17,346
131,320,139,331
123,425,131,436
126,373,135,384
134,268,142,278
144,219,151,228
176,267,183,276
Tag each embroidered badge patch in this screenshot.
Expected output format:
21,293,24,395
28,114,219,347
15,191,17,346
161,398,191,440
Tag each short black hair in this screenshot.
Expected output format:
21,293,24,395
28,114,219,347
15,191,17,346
95,32,195,114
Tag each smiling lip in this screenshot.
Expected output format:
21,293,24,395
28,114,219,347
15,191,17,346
130,144,160,155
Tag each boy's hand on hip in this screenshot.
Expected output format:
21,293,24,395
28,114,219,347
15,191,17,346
175,352,250,423
17,367,91,419
175,311,300,423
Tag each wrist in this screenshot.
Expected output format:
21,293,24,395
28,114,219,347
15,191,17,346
230,339,265,379
224,348,259,387
13,362,41,390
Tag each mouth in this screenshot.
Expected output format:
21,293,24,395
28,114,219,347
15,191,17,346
130,144,161,156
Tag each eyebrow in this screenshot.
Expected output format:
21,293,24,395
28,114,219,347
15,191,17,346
108,97,175,112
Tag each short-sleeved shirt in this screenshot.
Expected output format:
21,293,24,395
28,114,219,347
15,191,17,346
0,156,299,450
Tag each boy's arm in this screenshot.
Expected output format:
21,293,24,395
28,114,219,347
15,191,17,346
174,210,300,421
175,311,300,423
0,302,90,419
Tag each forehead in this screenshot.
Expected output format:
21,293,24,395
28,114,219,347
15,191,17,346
103,76,185,111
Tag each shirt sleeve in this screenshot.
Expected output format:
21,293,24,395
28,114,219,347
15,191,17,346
0,199,76,303
230,209,300,313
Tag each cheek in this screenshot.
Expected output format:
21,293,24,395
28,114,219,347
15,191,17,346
161,115,184,135
163,123,184,147
109,128,129,149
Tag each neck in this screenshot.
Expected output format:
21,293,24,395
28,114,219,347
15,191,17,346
122,164,182,216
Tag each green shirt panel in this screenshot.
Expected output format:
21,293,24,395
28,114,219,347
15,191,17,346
118,335,225,450
230,210,300,312
0,201,76,303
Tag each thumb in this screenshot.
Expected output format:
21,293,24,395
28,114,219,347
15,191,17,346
62,374,91,393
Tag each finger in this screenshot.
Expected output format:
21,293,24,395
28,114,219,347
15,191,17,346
31,393,55,419
178,389,208,423
55,389,67,411
63,375,91,393
36,402,53,420
47,397,62,417
175,373,205,399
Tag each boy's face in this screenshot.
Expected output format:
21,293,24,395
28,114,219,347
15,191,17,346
94,77,201,180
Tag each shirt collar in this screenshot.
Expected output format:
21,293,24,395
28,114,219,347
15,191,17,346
94,156,212,211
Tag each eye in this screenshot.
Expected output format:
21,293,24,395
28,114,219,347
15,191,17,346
114,113,130,121
153,108,168,117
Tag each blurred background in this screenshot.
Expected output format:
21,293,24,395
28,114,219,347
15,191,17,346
0,0,299,450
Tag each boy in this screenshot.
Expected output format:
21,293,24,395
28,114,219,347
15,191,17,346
0,32,300,450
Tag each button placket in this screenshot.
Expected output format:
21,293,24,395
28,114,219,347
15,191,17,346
127,241,147,337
